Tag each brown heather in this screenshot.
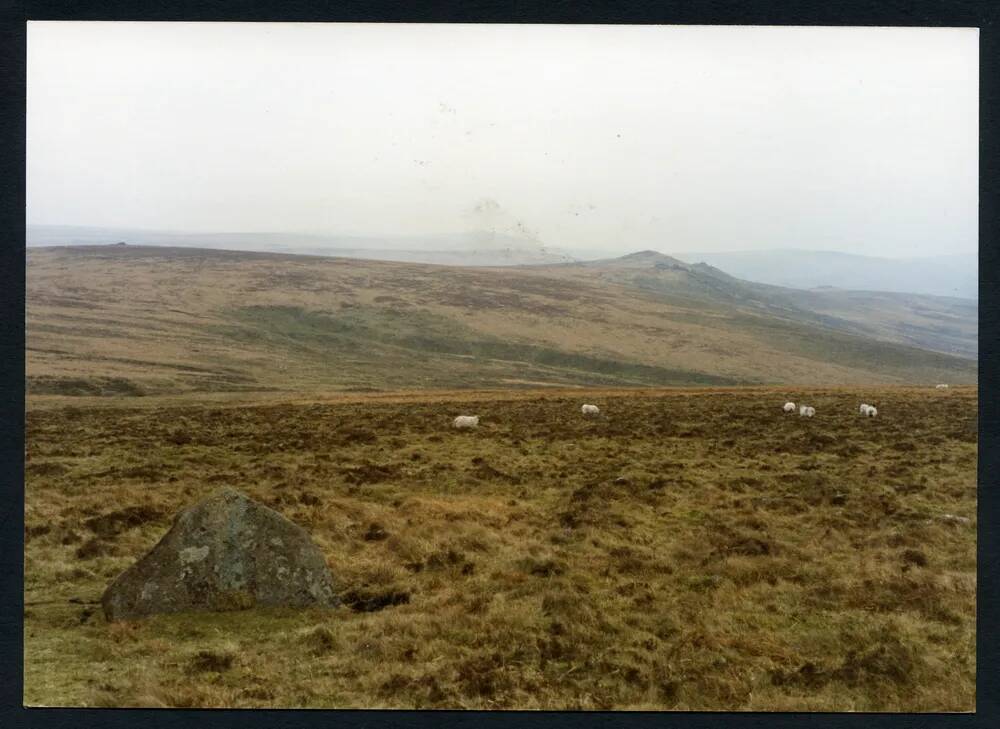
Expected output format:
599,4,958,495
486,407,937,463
24,386,976,710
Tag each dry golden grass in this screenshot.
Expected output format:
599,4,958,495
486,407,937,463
24,386,976,710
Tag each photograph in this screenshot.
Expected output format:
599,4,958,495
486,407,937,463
23,21,978,710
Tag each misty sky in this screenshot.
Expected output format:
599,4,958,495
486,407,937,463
27,23,978,256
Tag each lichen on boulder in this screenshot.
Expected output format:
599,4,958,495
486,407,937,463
101,488,339,621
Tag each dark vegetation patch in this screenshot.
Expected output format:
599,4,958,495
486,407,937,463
27,375,146,397
84,505,164,539
424,548,474,573
469,458,522,484
518,556,567,578
363,523,389,541
334,428,378,446
75,537,112,559
342,587,412,613
901,549,930,567
301,626,339,655
342,462,400,485
187,649,235,673
715,532,774,557
771,635,921,690
25,462,69,477
220,306,745,387
25,523,52,541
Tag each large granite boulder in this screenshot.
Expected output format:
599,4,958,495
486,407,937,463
101,488,339,621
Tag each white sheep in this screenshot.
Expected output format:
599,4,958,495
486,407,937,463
860,403,870,415
783,402,796,413
936,384,950,390
581,404,600,416
865,406,878,418
452,415,479,429
799,405,815,417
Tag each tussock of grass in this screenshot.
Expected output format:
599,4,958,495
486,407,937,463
24,387,976,710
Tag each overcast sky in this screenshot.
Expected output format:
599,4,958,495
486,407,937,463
27,22,978,256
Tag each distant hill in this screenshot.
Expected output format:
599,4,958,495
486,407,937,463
29,227,978,301
554,252,977,359
582,250,693,270
26,225,577,267
672,249,977,300
26,245,976,397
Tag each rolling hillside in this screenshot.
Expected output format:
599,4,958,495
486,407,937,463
570,251,977,359
26,245,977,398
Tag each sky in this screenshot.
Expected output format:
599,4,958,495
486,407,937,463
27,23,979,257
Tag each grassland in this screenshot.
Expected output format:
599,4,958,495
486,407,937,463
24,386,977,710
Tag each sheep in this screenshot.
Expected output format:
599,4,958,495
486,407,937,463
581,404,600,416
799,405,815,417
865,406,878,418
860,403,870,415
452,415,479,429
936,384,950,390
783,402,796,413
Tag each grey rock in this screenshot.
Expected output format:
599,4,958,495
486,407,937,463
101,488,339,621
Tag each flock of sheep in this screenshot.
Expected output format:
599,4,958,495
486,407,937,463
451,404,602,430
449,385,950,429
449,385,954,429
782,401,875,418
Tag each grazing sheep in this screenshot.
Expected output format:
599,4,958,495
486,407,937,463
581,404,600,416
799,405,815,417
865,406,878,418
936,384,950,390
783,402,796,413
452,415,479,429
860,403,870,415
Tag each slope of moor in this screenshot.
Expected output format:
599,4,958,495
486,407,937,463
26,246,976,398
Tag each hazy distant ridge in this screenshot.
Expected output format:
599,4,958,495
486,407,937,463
673,249,977,300
26,225,577,266
28,226,977,300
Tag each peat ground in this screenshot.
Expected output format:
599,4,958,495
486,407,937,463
23,387,977,710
